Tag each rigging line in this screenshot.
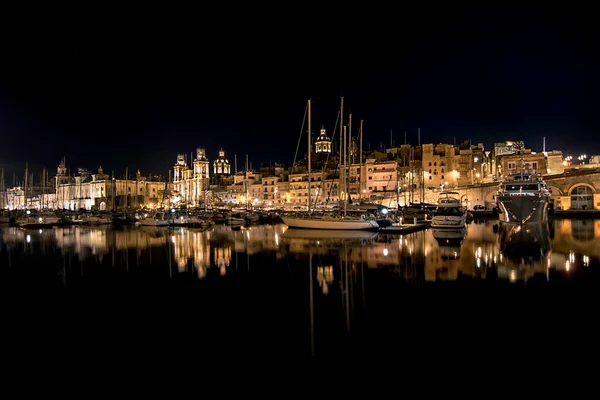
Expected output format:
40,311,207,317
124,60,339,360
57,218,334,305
292,103,308,170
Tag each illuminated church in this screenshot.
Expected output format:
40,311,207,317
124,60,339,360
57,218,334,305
172,148,211,207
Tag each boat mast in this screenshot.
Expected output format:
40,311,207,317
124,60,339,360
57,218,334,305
349,113,352,165
0,168,4,209
42,167,46,210
344,125,348,216
24,162,28,210
307,98,312,214
340,96,344,215
245,154,249,210
359,119,363,201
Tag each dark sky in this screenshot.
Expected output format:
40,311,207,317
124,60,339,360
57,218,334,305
1,8,598,181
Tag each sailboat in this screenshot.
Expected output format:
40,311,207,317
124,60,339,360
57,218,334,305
281,98,380,231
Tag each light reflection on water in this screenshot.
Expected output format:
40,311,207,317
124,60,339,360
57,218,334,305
1,219,598,284
1,219,599,356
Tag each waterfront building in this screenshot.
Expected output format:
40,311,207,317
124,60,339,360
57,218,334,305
172,148,211,207
55,161,168,211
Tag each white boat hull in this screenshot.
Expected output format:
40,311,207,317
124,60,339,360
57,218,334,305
282,216,379,230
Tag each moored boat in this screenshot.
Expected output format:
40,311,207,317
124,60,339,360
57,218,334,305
430,191,467,229
282,214,380,230
496,149,550,224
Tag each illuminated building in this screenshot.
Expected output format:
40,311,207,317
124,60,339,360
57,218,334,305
172,148,211,207
54,161,168,211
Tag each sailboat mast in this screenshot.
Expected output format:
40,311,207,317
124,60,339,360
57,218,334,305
42,167,46,209
359,119,363,201
343,125,348,216
125,167,129,211
340,96,344,205
348,113,352,164
24,162,28,210
0,168,4,209
307,98,312,214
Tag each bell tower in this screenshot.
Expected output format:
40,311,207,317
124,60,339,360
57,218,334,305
173,154,187,181
55,157,69,186
194,148,210,180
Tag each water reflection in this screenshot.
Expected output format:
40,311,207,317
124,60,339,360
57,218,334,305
2,220,599,356
1,220,598,284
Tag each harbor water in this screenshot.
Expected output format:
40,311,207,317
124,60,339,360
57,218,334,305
1,218,598,357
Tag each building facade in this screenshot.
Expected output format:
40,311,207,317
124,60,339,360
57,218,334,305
172,148,211,207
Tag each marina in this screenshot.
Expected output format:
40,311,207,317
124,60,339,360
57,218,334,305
2,11,600,360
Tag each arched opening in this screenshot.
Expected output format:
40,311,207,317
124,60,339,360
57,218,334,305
99,201,106,211
547,185,562,196
570,184,595,210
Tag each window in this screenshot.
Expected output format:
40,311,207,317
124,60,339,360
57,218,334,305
441,168,444,173
429,162,432,166
434,161,437,166
441,175,444,179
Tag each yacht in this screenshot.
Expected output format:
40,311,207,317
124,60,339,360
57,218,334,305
138,211,170,226
496,161,550,225
430,191,467,229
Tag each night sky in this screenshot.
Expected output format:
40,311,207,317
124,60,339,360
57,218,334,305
1,9,598,181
